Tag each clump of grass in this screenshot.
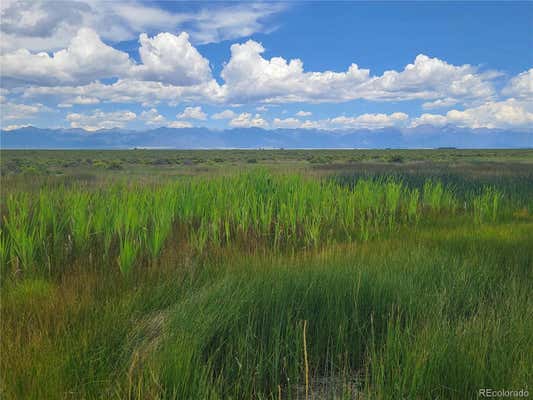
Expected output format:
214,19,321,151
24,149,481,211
473,186,503,224
5,278,55,307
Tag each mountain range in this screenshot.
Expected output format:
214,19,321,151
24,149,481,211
1,126,532,149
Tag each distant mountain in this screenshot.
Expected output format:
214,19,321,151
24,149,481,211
1,125,532,149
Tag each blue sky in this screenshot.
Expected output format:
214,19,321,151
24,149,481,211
1,1,532,132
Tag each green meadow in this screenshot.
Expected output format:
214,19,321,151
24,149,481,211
1,149,532,399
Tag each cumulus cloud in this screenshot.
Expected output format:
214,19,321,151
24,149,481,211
220,41,496,104
1,28,216,88
221,40,371,103
23,79,225,106
167,120,193,128
4,30,506,113
177,106,207,120
1,101,46,120
330,112,408,129
140,108,166,125
58,96,100,108
422,98,458,110
140,108,198,128
502,69,533,99
132,32,212,86
271,112,408,130
410,113,449,127
1,0,89,39
212,109,237,120
272,117,302,128
411,99,533,129
66,109,136,131
229,112,268,128
0,1,287,51
358,54,496,101
0,0,95,51
2,20,528,134
1,28,132,86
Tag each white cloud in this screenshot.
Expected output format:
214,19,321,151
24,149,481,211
212,109,237,120
220,41,496,104
1,101,46,120
132,32,212,86
502,69,533,99
410,113,449,127
23,78,225,106
411,99,533,129
221,39,371,103
2,28,217,89
272,112,409,130
177,106,207,120
422,98,458,110
0,0,95,51
229,112,268,128
359,54,496,101
167,120,193,128
140,108,166,125
140,108,198,128
179,3,287,45
330,112,408,129
2,24,524,127
3,29,506,113
1,28,132,86
272,117,302,128
66,109,136,131
58,96,100,108
0,1,287,51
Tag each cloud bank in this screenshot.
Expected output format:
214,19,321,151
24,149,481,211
1,2,532,132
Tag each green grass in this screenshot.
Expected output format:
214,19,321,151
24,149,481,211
3,170,516,276
1,150,532,399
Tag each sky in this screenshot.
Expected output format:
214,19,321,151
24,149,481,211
1,1,532,133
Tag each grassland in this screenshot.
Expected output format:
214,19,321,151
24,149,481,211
1,149,532,399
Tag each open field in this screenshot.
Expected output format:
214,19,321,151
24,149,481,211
1,149,532,399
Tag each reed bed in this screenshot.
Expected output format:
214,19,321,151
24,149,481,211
1,171,509,276
1,167,531,399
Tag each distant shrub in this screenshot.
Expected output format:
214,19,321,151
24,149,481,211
93,160,107,168
388,155,405,163
309,156,331,164
106,161,123,170
151,158,172,165
247,158,258,164
62,160,81,168
21,166,43,175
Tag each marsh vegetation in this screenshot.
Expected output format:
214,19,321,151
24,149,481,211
1,149,532,399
